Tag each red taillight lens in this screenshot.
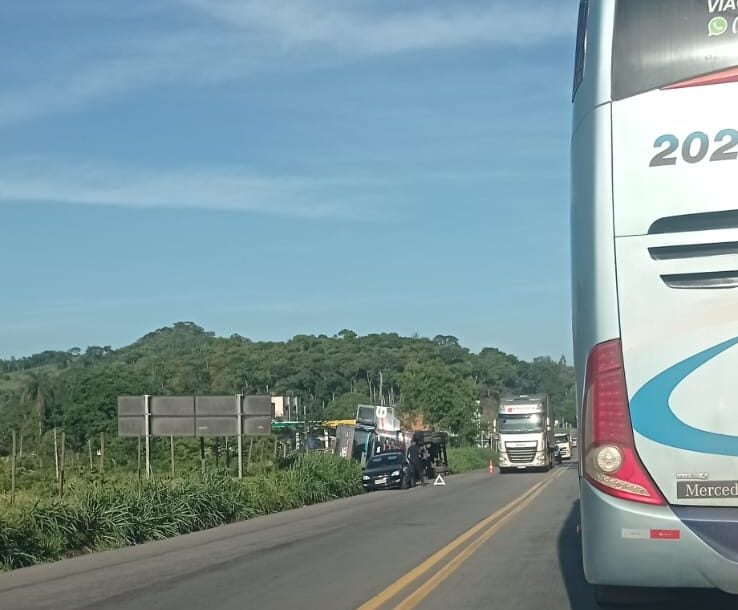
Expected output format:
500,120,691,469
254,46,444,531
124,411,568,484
582,340,665,506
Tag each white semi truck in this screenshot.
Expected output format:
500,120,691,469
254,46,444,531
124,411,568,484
554,432,572,460
496,394,555,473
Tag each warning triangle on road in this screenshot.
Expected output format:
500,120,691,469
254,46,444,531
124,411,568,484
433,474,446,486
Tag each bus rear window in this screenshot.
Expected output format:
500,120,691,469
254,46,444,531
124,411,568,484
612,0,738,101
572,0,589,100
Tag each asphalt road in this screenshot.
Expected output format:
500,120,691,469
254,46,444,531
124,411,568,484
2,459,738,610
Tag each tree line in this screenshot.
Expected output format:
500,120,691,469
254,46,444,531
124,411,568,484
0,322,576,450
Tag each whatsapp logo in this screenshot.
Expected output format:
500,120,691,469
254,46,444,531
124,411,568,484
708,16,728,37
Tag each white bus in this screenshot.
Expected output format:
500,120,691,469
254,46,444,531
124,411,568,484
571,0,738,604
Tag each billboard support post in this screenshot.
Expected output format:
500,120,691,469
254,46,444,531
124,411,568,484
144,395,151,479
236,394,243,479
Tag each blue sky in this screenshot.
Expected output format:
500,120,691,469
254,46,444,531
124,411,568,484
0,0,577,362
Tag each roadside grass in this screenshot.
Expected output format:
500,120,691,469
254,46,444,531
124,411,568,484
0,453,362,570
0,446,498,570
447,447,496,474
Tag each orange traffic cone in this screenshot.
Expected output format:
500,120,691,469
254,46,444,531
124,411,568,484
488,460,495,476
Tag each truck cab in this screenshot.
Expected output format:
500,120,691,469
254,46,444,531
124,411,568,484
496,394,554,473
554,432,572,460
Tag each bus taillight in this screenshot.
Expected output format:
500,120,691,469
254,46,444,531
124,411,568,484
582,340,666,506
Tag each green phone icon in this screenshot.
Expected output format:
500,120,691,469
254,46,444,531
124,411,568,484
708,16,729,37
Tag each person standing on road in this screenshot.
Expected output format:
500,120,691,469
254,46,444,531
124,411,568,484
421,443,433,478
407,439,424,486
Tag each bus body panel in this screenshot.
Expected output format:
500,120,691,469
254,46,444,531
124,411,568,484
572,0,616,132
611,64,738,509
571,102,621,448
615,229,738,506
612,85,738,237
581,481,738,592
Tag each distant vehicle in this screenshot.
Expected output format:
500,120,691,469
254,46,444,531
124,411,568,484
571,437,577,448
553,444,563,464
496,394,555,472
333,406,409,463
362,451,411,491
554,433,572,460
412,430,449,478
354,404,407,461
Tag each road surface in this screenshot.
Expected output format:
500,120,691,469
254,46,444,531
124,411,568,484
1,460,737,609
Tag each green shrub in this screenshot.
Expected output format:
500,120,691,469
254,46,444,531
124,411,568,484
447,447,495,474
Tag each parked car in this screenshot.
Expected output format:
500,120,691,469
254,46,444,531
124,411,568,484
362,451,411,491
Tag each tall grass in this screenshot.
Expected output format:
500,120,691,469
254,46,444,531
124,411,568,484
0,453,362,570
447,447,495,474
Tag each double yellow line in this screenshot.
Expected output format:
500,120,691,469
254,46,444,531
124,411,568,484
357,468,566,610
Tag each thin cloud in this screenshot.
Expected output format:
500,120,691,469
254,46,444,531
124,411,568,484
0,31,262,127
2,155,566,223
215,291,421,315
0,159,374,218
0,156,545,218
29,294,207,313
182,0,574,54
1,1,575,127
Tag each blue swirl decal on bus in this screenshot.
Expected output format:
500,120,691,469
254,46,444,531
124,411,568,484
630,337,738,456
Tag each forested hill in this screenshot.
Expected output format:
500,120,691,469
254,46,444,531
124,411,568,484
0,322,575,448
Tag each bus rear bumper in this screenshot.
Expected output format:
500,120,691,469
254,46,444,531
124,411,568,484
581,481,738,593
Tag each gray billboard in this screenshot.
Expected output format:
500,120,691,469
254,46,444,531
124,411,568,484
117,395,273,438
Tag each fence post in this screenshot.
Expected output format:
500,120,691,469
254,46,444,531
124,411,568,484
100,432,105,477
170,435,175,478
137,435,142,485
88,439,93,472
200,437,206,476
53,427,60,481
11,430,17,506
59,431,66,499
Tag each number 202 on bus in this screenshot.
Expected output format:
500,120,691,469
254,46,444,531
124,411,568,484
649,129,738,167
